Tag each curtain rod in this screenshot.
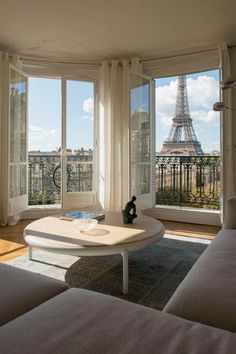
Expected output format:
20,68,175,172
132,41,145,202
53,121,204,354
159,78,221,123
140,47,218,64
17,45,226,67
21,54,101,67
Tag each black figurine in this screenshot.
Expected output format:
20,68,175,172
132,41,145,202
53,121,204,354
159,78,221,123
122,196,137,224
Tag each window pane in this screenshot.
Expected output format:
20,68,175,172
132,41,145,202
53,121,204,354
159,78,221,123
155,70,220,209
130,75,150,195
66,80,94,192
10,69,27,164
9,68,27,199
131,164,150,195
28,77,61,206
10,165,27,198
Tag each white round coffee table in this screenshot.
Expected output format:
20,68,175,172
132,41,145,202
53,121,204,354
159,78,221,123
24,212,165,294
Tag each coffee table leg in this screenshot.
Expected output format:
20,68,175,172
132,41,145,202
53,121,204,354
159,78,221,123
122,249,129,294
29,246,32,260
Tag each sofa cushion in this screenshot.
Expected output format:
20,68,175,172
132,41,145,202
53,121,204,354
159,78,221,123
0,288,236,354
164,229,236,332
0,263,69,326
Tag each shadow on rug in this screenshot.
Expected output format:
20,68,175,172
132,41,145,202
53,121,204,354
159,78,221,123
64,237,208,310
6,237,208,310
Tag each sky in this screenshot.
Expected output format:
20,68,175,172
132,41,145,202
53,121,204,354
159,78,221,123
28,69,220,153
155,70,220,153
28,78,94,152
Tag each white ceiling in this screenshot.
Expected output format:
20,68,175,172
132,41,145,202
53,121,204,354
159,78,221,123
0,0,236,62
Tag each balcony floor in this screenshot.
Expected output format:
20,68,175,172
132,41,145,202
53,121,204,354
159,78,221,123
160,219,220,240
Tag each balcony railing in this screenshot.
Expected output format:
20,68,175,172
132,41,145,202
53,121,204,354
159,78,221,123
156,155,220,210
28,154,93,205
28,153,220,210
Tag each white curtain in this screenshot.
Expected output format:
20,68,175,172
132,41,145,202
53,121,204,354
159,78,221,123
0,51,10,226
0,52,23,226
143,49,219,78
218,42,236,221
98,58,142,211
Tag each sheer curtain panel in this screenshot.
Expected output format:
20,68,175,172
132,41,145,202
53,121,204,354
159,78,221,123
98,58,143,211
0,52,25,226
0,52,10,226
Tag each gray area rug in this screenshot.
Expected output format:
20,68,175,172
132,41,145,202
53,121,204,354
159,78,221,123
6,235,209,310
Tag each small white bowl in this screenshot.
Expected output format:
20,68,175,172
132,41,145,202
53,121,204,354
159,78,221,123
73,218,98,231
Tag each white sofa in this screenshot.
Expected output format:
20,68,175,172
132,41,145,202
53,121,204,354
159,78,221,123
164,196,236,332
1,197,236,353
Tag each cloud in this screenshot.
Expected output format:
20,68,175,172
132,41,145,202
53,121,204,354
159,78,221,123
191,110,220,125
156,79,177,108
28,143,56,152
187,76,219,110
83,98,94,114
42,144,56,151
158,113,173,127
155,75,219,126
135,104,148,113
155,74,220,153
82,115,94,121
29,125,56,139
156,79,177,127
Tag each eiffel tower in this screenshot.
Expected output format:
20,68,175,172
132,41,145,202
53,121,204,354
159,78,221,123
161,75,204,155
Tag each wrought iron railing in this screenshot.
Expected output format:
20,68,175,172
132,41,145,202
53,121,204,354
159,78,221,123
28,153,220,210
156,155,220,210
28,154,93,205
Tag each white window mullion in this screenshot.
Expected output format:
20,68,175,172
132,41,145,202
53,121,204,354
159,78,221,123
61,77,67,208
150,78,156,207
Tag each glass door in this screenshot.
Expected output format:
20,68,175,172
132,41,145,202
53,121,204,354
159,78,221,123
28,77,61,207
130,73,155,210
62,78,96,209
9,66,28,215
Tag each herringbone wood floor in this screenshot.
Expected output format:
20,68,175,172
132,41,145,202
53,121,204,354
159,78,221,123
0,219,220,263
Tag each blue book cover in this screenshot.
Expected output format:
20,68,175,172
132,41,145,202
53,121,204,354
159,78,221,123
61,211,105,221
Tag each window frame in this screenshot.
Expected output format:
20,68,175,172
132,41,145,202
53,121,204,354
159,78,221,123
142,53,222,226
22,66,99,215
8,64,28,216
62,75,98,209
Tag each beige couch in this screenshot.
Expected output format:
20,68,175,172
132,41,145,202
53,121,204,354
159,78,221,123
164,196,236,333
1,197,236,353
